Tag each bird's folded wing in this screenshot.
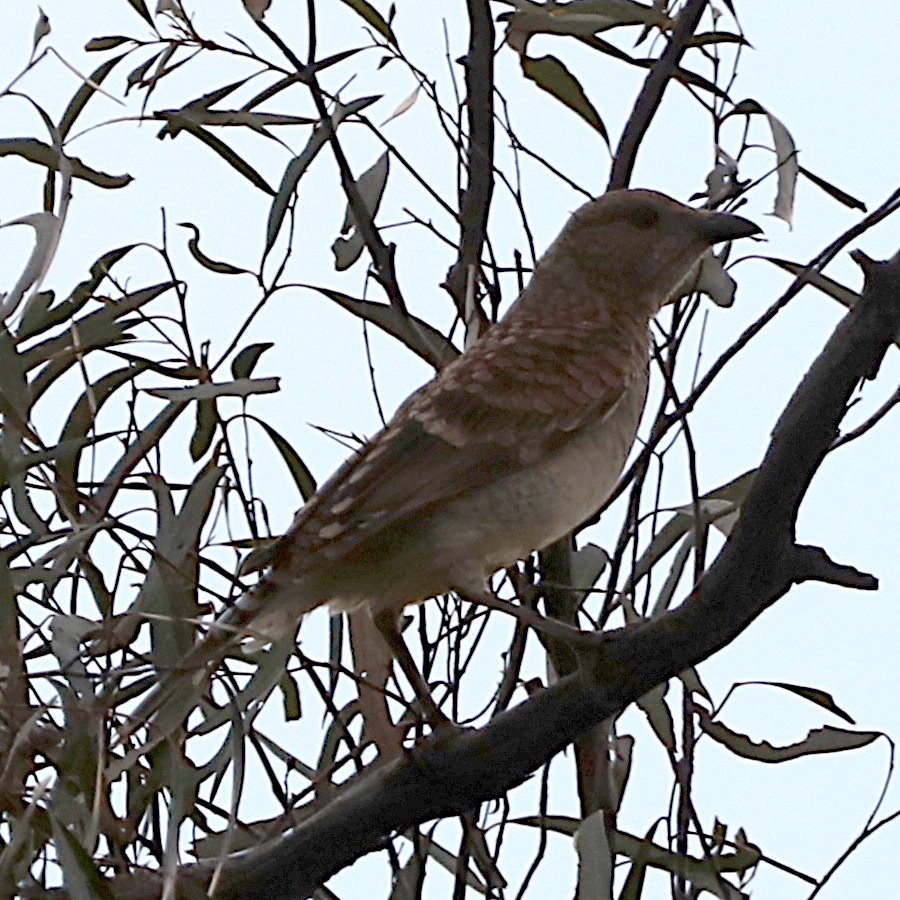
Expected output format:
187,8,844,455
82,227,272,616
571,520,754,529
269,313,647,570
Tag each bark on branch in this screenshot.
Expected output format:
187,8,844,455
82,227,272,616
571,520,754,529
113,249,899,899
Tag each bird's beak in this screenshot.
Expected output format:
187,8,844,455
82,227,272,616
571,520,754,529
698,209,762,244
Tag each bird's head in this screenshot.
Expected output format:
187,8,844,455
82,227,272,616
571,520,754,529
552,188,761,311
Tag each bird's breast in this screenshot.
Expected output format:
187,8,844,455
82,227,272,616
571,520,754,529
430,370,649,587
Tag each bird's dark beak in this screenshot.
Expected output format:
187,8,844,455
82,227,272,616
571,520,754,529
698,209,762,244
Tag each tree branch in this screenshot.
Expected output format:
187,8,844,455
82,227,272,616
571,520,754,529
444,0,495,324
607,0,709,191
131,248,900,900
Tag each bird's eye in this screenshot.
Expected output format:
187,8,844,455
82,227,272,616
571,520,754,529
630,206,659,229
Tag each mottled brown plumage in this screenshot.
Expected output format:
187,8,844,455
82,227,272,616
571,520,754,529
123,189,759,738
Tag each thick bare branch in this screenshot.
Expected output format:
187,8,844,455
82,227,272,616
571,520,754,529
129,248,900,900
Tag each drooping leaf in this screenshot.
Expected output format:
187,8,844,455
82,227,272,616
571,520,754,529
308,285,458,369
142,463,226,666
32,8,51,53
266,95,381,254
255,420,317,501
279,671,302,721
766,111,797,226
0,212,62,321
332,151,390,270
178,221,247,274
689,30,750,47
695,705,879,762
190,398,217,461
124,0,154,26
637,682,675,751
243,0,272,20
231,342,274,380
0,325,32,426
575,809,613,899
124,53,159,94
85,36,133,52
0,138,132,188
381,85,420,126
736,681,856,724
521,55,608,143
763,257,862,312
503,0,668,54
91,398,192,522
624,470,756,595
337,0,398,45
59,54,129,138
511,817,760,890
158,119,274,194
54,362,153,516
798,164,867,211
726,99,798,226
577,34,732,100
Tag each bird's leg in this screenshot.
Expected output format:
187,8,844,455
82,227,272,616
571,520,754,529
373,606,450,726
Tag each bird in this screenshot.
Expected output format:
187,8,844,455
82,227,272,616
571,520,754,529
120,189,760,742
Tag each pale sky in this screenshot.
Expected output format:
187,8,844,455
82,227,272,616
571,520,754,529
1,2,898,897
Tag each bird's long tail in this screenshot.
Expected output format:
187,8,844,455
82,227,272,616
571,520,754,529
111,599,289,759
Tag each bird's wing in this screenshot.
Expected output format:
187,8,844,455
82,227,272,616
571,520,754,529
268,308,648,571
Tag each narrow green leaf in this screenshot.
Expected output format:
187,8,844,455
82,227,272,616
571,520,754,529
739,680,856,724
191,635,295,737
255,420,317,500
696,705,879,762
145,463,226,667
0,325,32,424
92,398,191,520
337,0,398,45
124,0,154,26
49,813,117,900
799,164,867,211
231,342,274,380
33,8,50,53
637,683,675,751
279,671,302,720
55,363,152,516
0,138,132,188
309,285,458,369
521,55,608,143
332,151,390,270
14,290,54,340
763,257,861,310
164,121,274,194
24,282,175,401
265,95,380,254
179,221,247,274
190,398,217,461
59,54,129,138
85,36,133,52
24,244,139,337
577,34,731,100
510,818,762,885
689,31,750,47
124,53,158,93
